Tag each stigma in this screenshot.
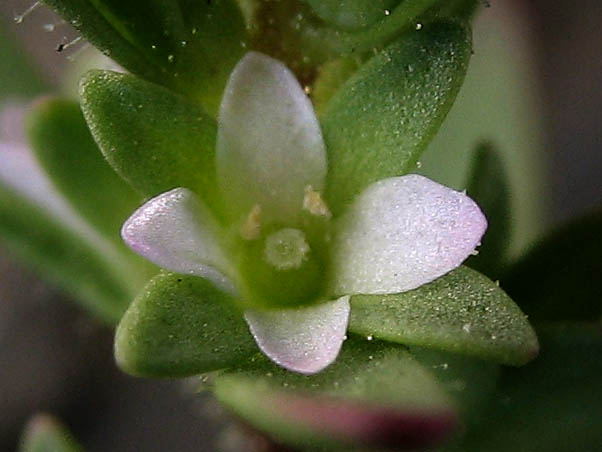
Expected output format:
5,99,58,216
263,228,310,270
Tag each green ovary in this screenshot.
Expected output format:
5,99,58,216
238,225,329,309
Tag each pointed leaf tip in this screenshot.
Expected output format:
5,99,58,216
349,266,539,366
322,22,472,213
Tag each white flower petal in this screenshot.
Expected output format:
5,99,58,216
332,175,487,295
244,296,350,374
121,188,234,291
217,51,327,223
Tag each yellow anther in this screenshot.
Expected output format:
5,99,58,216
240,204,262,240
303,186,331,218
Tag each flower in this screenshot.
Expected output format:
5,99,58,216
121,52,487,374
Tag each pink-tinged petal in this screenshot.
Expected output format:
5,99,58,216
121,188,234,291
244,296,350,374
332,175,487,295
217,51,327,223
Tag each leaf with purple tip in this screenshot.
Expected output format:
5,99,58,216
214,337,457,450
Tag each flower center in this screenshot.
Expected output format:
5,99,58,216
237,222,329,309
263,228,310,270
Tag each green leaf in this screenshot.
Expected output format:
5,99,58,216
502,210,602,322
19,414,82,452
321,22,472,213
465,142,512,279
305,0,402,31
27,97,141,241
0,179,137,324
348,266,539,366
175,0,249,114
214,337,457,450
42,0,247,113
298,0,444,60
115,272,257,377
458,325,602,452
79,70,220,207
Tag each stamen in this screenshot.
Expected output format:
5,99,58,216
240,204,262,240
303,185,331,218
